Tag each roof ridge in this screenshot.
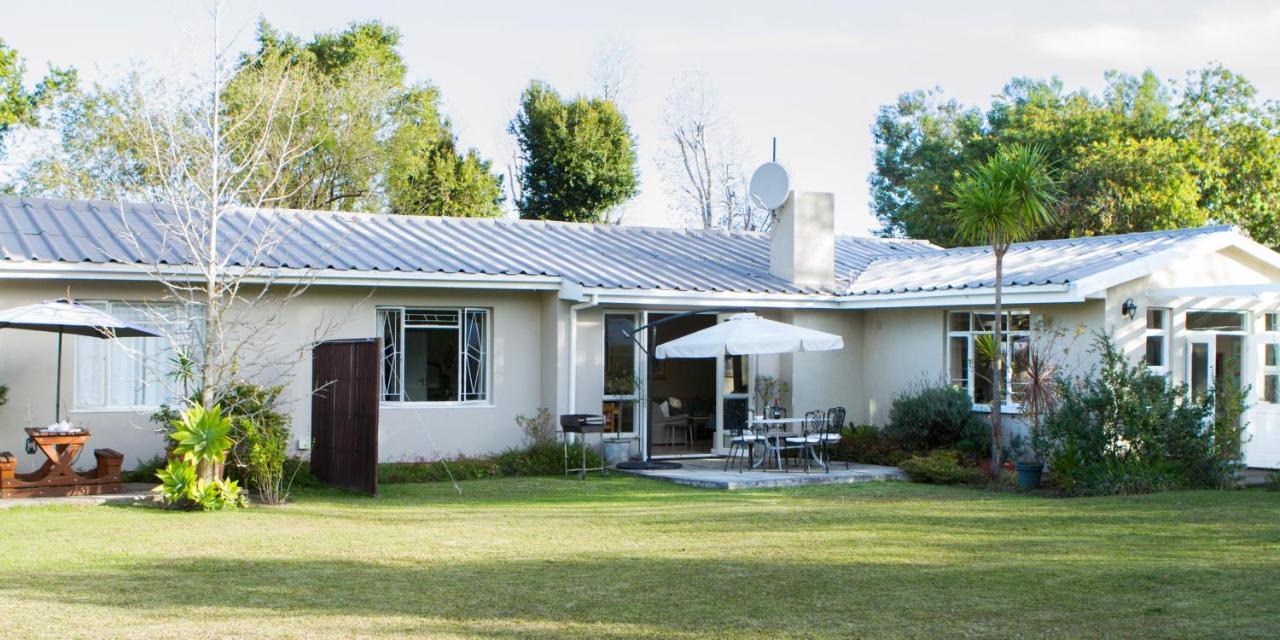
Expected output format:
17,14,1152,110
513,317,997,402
867,224,1236,262
0,196,935,249
0,195,779,239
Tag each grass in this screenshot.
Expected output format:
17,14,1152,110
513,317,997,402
1,478,1278,639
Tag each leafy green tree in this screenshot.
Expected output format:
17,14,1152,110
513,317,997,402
10,21,502,217
948,144,1058,471
508,80,638,222
0,38,75,153
229,19,503,216
872,66,1280,248
385,88,504,217
1176,65,1280,247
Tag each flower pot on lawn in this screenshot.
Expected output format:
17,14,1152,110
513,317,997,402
1015,462,1044,489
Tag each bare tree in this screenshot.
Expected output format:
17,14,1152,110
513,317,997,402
590,37,634,106
659,72,769,232
97,3,350,482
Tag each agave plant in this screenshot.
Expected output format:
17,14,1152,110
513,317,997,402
154,458,246,511
170,404,233,471
154,458,198,505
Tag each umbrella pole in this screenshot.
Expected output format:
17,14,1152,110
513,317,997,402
54,328,63,423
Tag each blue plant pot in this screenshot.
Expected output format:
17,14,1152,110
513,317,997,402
1015,462,1043,489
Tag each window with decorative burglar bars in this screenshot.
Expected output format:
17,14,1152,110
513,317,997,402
377,307,490,403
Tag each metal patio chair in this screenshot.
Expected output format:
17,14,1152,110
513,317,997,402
784,410,826,474
723,408,764,472
820,406,848,470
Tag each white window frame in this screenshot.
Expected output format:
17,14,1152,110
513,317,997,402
1145,308,1170,375
376,306,492,406
602,311,640,435
1264,312,1280,404
945,310,1031,413
1185,309,1249,334
73,300,201,411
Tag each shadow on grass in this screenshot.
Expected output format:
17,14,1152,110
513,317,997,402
3,553,1278,639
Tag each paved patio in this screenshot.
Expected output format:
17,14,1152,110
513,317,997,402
0,483,159,509
614,457,906,490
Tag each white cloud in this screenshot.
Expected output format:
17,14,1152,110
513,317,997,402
1032,6,1280,64
1032,24,1161,61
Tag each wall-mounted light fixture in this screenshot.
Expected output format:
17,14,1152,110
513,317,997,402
1122,298,1138,320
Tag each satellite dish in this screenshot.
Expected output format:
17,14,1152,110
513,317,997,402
749,162,790,210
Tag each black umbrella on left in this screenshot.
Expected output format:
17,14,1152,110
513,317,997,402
0,299,161,423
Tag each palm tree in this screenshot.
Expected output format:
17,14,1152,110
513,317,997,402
948,144,1058,472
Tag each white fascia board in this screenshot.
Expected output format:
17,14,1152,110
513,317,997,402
557,280,587,302
1147,284,1280,301
1068,232,1239,298
836,284,1078,309
583,288,843,309
0,261,563,290
1220,233,1280,271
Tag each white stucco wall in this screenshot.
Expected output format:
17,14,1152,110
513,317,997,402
0,279,552,469
860,307,947,425
5,241,1279,471
787,309,865,423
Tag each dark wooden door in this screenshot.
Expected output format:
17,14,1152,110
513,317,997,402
310,338,380,495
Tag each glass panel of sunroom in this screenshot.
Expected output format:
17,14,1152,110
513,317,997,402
1186,311,1246,332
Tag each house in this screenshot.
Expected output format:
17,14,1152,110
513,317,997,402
0,194,1278,470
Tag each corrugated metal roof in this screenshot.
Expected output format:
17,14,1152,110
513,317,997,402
0,197,1235,297
0,197,934,295
843,225,1232,295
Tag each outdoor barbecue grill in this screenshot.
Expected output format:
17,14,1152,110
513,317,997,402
560,414,607,479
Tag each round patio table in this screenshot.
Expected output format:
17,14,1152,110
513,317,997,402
746,417,821,470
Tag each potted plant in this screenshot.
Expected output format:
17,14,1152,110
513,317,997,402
753,375,790,412
1009,434,1042,489
602,365,641,462
1012,320,1083,489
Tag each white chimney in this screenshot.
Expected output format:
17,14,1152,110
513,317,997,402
769,191,835,289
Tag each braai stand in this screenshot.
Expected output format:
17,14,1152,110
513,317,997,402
560,414,608,479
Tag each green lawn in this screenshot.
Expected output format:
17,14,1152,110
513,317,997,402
1,478,1278,639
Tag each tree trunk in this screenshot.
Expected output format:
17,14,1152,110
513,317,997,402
991,251,1004,474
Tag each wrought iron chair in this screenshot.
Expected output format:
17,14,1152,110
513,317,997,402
723,407,763,472
761,405,798,471
820,406,848,471
784,410,826,473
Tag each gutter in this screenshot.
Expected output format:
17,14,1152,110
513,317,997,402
565,292,600,418
0,261,563,290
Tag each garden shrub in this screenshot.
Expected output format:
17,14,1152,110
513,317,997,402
516,408,556,445
122,454,166,483
380,442,603,484
220,382,294,503
899,450,988,485
156,404,246,510
282,457,324,489
154,382,295,503
830,424,911,466
1039,334,1248,496
885,383,989,456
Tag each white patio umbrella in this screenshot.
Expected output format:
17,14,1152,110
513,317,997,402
654,313,844,359
0,299,161,422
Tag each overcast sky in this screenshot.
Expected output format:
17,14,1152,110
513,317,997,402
5,1,1280,235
